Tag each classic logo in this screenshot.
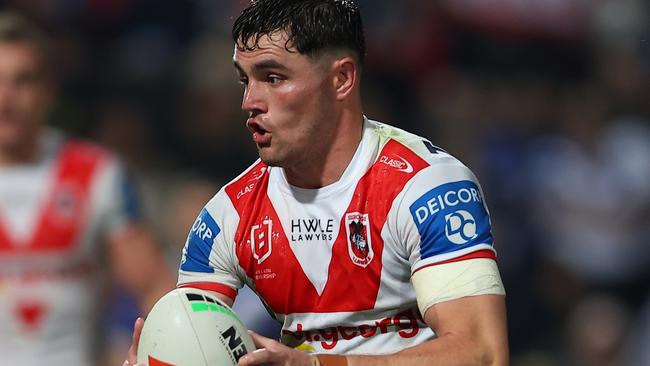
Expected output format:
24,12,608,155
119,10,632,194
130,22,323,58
250,219,273,264
379,154,413,174
345,212,373,267
249,166,267,181
444,210,477,245
237,167,267,199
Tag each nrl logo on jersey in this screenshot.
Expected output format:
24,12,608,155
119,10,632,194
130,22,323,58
250,219,273,264
345,212,374,267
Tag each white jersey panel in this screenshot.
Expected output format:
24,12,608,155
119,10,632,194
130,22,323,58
265,128,377,295
0,130,60,242
178,188,243,294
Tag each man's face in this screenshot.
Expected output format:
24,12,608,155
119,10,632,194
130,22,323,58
0,42,50,151
233,32,337,168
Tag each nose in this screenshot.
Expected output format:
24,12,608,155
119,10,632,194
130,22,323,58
241,81,265,115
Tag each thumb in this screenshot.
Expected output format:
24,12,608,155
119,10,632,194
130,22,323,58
127,317,145,362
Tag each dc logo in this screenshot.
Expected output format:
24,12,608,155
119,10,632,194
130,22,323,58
444,210,477,245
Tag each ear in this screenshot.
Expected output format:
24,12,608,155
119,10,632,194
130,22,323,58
332,57,358,101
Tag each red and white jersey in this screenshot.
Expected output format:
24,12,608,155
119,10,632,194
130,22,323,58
178,119,497,355
0,130,139,365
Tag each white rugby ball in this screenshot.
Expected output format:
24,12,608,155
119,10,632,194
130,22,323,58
137,287,255,366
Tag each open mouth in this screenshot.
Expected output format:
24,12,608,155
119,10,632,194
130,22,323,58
246,119,271,145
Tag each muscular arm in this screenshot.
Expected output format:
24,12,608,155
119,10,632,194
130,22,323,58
346,294,508,366
345,258,509,365
341,255,508,365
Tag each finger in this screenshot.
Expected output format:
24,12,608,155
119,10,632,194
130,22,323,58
248,330,277,349
133,317,145,345
238,348,272,366
127,317,145,362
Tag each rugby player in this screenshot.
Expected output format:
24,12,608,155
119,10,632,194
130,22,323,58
0,11,174,365
126,0,508,365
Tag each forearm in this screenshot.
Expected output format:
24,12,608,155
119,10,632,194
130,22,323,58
342,333,507,366
321,295,509,366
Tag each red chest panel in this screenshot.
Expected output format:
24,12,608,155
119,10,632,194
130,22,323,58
0,141,108,254
225,141,429,314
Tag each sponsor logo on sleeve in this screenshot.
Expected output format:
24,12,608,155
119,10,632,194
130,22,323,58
409,181,492,258
180,208,221,272
444,210,477,245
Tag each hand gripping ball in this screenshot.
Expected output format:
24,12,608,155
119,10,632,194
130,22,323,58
137,288,255,366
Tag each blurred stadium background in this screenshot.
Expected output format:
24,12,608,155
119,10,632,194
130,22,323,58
2,0,649,365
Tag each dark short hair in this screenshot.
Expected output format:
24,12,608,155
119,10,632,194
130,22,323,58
0,11,51,75
232,0,365,66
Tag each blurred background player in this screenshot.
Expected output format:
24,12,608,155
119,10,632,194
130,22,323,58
0,11,174,365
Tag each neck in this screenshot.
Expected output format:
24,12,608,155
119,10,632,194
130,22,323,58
284,111,364,189
0,137,39,167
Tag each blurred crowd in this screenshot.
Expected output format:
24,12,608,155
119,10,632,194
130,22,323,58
1,0,649,365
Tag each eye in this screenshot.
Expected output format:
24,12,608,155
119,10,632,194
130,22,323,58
267,74,284,85
238,77,249,86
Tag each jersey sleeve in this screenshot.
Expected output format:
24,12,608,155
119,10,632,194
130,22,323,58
177,189,242,299
92,156,143,236
393,160,496,274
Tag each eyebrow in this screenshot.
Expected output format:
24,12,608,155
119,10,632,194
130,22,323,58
233,59,289,75
252,59,288,71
